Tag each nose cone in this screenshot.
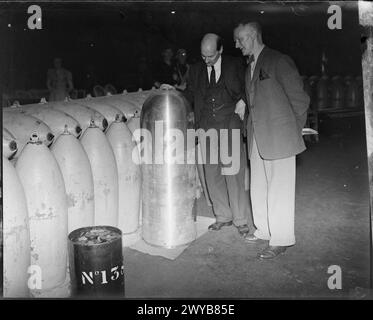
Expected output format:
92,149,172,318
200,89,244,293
141,89,192,133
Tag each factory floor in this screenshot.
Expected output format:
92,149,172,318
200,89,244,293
124,115,372,299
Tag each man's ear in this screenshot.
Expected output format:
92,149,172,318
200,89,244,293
219,46,224,54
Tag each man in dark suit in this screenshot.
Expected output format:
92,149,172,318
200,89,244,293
183,33,254,236
233,22,309,258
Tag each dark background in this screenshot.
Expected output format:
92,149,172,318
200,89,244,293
0,1,363,95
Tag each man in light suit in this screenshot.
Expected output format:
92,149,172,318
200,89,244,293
233,21,309,259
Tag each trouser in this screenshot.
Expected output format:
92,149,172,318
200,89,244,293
202,129,254,230
249,135,296,246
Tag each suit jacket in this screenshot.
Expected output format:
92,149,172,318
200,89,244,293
183,55,246,130
245,46,310,160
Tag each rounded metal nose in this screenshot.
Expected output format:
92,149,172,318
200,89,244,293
47,132,54,142
9,140,17,151
102,118,108,131
76,126,82,136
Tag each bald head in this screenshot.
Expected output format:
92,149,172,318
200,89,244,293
200,33,223,66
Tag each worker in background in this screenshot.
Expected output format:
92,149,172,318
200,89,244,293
46,57,74,101
153,47,178,88
174,48,190,91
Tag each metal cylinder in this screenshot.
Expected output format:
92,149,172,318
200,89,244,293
141,88,197,248
51,127,95,233
15,134,68,291
346,78,359,108
106,117,141,237
68,226,124,298
50,99,108,132
3,157,31,297
80,121,119,227
3,128,18,159
316,75,330,110
330,76,345,109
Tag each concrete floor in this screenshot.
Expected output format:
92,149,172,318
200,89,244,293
124,115,372,299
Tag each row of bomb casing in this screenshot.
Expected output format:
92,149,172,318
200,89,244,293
302,75,364,110
2,89,152,297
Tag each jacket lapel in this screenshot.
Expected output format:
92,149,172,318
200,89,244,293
198,62,208,94
250,46,268,90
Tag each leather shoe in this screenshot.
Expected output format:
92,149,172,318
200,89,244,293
244,234,260,243
236,224,250,236
208,221,232,231
258,246,288,259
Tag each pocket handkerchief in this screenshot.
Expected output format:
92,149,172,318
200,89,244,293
259,68,270,80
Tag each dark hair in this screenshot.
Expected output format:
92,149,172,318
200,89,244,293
216,35,223,51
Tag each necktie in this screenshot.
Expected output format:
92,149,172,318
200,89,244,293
210,65,216,86
247,55,255,79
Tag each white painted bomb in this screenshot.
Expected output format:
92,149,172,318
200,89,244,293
121,88,153,108
3,128,18,159
75,96,125,127
126,114,141,135
50,99,108,132
3,157,31,298
106,115,141,236
3,109,54,156
51,126,95,233
80,121,119,226
95,93,141,119
20,103,82,138
15,134,68,291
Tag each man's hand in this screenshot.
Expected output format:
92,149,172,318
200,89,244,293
235,99,246,121
160,83,175,90
175,82,187,91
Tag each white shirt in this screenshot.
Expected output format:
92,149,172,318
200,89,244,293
251,44,265,78
207,55,222,83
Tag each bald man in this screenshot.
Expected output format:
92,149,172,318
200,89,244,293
183,33,254,236
234,21,309,259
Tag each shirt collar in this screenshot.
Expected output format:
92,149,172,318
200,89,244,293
208,54,222,69
252,44,265,64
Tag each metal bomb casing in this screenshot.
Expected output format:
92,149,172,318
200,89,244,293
126,113,141,135
140,89,197,248
20,101,82,138
80,121,119,227
68,226,124,298
49,99,108,132
106,116,141,237
3,128,18,159
51,126,95,233
3,108,54,155
15,134,68,291
95,94,141,119
3,157,31,297
75,96,125,127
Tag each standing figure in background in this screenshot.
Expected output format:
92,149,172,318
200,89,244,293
84,64,99,96
153,47,177,88
137,57,154,90
47,58,74,101
174,48,190,91
234,21,309,259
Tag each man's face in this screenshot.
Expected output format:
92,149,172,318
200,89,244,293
54,58,62,69
163,49,173,61
177,51,187,64
201,43,222,67
234,26,255,57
